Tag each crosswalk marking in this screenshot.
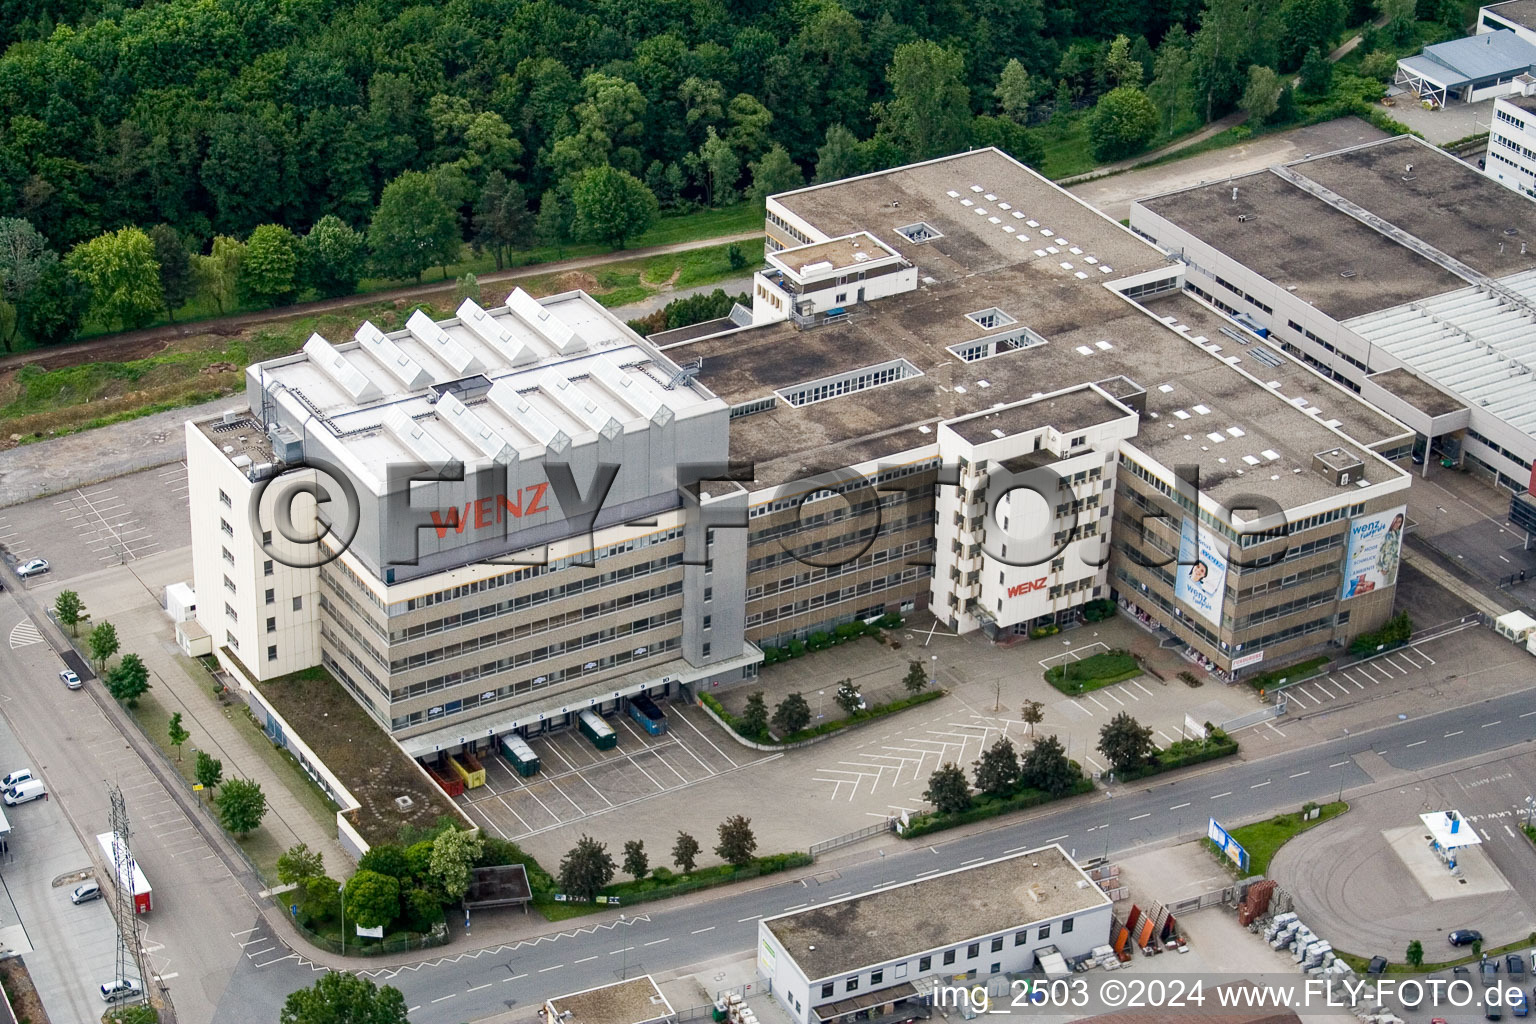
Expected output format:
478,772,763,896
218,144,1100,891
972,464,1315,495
8,621,43,649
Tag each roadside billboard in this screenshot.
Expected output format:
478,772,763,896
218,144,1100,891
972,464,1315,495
1340,505,1406,600
1175,518,1228,627
1208,818,1249,872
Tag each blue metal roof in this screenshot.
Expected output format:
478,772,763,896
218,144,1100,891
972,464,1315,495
1403,29,1536,87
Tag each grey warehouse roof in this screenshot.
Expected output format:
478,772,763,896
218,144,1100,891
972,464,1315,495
1398,29,1536,87
763,845,1108,981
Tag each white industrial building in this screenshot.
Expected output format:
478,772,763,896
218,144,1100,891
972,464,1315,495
1131,135,1536,502
1395,28,1536,106
756,846,1112,1024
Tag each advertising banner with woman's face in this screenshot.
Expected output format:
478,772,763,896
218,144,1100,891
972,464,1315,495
1340,506,1406,600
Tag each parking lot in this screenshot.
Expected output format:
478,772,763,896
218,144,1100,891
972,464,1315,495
0,463,191,582
1276,643,1440,710
459,701,778,842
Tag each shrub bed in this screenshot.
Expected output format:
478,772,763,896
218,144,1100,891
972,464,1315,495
1244,656,1331,692
585,851,814,906
900,777,1095,839
1118,728,1239,782
1349,611,1413,657
759,614,901,665
700,689,943,746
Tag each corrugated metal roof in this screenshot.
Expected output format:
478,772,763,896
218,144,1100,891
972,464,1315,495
1346,267,1536,434
1406,29,1536,86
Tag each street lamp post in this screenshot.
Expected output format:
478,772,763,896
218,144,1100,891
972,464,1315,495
619,913,628,979
817,690,825,719
931,654,938,687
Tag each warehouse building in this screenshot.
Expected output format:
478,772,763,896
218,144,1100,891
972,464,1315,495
1130,135,1536,499
188,146,1415,767
756,845,1112,1024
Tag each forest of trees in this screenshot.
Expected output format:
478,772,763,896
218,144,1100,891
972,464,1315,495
0,0,1466,347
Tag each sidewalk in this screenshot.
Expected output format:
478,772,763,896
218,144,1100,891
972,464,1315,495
73,550,352,882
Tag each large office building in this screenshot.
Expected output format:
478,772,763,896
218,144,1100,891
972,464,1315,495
756,845,1112,1024
1130,134,1536,500
189,147,1415,767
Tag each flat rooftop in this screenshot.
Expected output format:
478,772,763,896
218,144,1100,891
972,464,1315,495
770,233,900,276
1295,136,1536,279
1504,94,1536,114
1366,367,1466,417
546,976,674,1024
1137,166,1466,321
947,386,1131,445
1488,0,1536,29
763,845,1107,981
681,150,1404,509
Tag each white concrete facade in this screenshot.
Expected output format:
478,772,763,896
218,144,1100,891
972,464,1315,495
1486,96,1536,198
756,846,1112,1024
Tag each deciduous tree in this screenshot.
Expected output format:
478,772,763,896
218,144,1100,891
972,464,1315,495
277,843,326,886
0,218,57,350
715,815,757,867
771,692,811,736
1022,735,1077,796
216,777,267,836
748,145,803,205
88,621,119,670
64,227,163,330
904,660,928,695
1298,47,1333,97
280,973,409,1024
472,171,530,270
369,171,460,283
739,692,769,740
873,40,972,162
995,59,1034,123
923,762,972,815
814,124,863,185
18,261,88,346
195,751,223,795
168,712,189,762
834,680,864,716
571,166,658,249
559,834,614,901
301,215,367,298
240,224,301,306
344,869,400,930
195,235,245,314
54,590,85,636
1238,65,1283,124
429,827,484,902
972,737,1021,798
1089,87,1160,161
672,831,700,874
1099,711,1156,775
622,839,649,881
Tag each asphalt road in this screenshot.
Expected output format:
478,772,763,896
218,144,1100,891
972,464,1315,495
314,691,1536,1023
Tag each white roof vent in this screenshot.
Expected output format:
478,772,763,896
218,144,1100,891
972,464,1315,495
302,334,382,404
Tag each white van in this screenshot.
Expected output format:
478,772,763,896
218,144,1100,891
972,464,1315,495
1,769,33,788
3,780,45,805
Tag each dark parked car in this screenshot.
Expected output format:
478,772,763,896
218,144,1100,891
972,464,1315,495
1450,930,1485,946
1368,956,1388,975
1509,954,1527,979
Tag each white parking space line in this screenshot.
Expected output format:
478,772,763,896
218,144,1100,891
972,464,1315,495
1088,695,1110,712
1287,689,1311,707
1101,690,1125,705
1413,645,1436,665
1267,721,1285,738
1328,679,1352,697
1131,679,1154,697
1157,730,1175,745
676,708,740,769
1071,699,1092,717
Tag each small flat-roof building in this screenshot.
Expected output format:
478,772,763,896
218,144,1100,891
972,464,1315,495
756,846,1112,1024
1395,29,1536,105
545,976,675,1024
1479,1,1536,45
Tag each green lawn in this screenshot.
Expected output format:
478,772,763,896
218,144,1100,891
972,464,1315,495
1045,652,1141,695
1244,655,1331,692
1219,801,1348,876
1039,115,1095,180
1335,933,1536,975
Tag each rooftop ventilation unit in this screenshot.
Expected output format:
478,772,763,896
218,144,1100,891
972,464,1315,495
456,299,537,367
356,321,433,390
302,334,382,404
406,310,484,376
507,287,586,355
435,392,517,465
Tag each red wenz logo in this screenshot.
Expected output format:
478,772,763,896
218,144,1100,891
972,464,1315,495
1007,577,1048,598
429,484,552,539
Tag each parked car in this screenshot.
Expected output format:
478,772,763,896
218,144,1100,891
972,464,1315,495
99,978,143,1003
15,559,48,578
58,669,81,690
3,780,45,805
1451,930,1485,946
70,881,100,904
1510,954,1528,979
1511,989,1528,1018
1368,956,1388,975
1483,961,1501,980
1455,967,1472,978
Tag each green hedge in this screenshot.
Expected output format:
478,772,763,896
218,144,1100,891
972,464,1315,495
1244,656,1331,692
537,852,814,909
1119,729,1238,781
759,615,901,665
701,688,943,746
900,776,1095,838
1349,611,1413,657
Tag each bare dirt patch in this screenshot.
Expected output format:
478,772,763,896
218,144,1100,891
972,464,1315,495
0,957,50,1024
